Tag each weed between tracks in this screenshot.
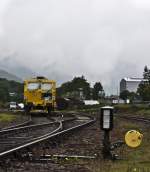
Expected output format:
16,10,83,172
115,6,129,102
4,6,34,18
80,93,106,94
0,113,17,122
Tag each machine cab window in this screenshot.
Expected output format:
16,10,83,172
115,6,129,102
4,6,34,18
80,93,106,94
41,83,51,91
27,83,40,90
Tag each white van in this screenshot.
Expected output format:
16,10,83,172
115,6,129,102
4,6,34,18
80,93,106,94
9,102,17,110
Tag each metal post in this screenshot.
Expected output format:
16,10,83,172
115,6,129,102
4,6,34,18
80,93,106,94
102,130,111,159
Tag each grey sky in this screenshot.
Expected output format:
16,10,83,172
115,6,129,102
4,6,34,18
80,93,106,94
0,0,150,94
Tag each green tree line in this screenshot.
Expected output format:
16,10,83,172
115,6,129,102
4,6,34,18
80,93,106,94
0,78,23,103
137,66,150,101
57,76,104,100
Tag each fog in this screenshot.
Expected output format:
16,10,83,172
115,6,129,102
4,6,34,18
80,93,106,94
0,0,150,93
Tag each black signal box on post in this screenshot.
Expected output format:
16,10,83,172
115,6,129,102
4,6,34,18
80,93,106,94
100,106,114,131
100,106,114,159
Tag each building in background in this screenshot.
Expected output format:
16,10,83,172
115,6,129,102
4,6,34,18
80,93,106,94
120,77,146,93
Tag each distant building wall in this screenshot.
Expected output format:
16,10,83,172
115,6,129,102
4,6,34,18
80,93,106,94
120,79,126,93
120,78,145,93
126,81,140,92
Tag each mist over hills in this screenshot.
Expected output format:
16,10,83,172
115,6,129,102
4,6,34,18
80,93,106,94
0,56,140,93
0,57,37,79
0,69,22,82
0,57,72,86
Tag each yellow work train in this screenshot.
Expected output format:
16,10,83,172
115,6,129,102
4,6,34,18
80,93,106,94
24,76,56,114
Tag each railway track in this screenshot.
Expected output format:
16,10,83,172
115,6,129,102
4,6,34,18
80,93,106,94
1,115,32,130
0,112,63,130
118,115,150,123
0,121,62,156
0,112,95,159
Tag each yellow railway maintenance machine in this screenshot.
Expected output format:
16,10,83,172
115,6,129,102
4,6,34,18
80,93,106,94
24,76,56,114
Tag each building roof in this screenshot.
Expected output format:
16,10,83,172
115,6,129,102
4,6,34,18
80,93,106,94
123,77,147,82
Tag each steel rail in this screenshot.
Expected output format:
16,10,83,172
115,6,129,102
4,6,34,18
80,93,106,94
1,112,76,132
0,115,76,136
118,115,150,123
0,121,58,135
1,115,32,130
0,122,62,157
0,114,95,158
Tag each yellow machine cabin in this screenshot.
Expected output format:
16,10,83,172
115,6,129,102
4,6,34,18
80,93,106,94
24,76,56,114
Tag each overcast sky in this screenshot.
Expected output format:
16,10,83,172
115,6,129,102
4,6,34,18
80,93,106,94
0,0,150,94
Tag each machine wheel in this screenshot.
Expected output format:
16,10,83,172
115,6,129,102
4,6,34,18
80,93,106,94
24,104,31,115
47,106,51,115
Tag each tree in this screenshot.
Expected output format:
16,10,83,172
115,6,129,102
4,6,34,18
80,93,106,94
143,66,150,81
57,76,91,99
137,66,150,101
93,82,104,100
0,78,23,103
120,90,130,100
120,90,138,102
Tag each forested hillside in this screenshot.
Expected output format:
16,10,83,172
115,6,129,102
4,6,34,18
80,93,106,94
0,78,23,104
0,69,22,82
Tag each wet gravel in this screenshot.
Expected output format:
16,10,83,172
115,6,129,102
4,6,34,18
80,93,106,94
0,112,102,172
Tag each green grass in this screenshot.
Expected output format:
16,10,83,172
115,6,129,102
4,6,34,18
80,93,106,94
86,116,150,171
88,160,150,172
0,113,17,122
135,109,150,117
114,104,150,113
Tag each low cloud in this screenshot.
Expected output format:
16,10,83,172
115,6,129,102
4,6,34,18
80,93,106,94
0,0,150,93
